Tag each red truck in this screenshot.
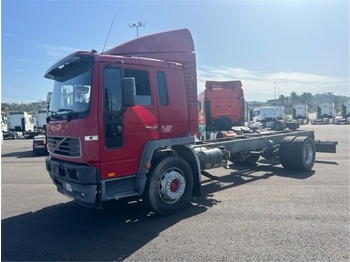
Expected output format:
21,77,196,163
198,80,244,131
44,29,336,215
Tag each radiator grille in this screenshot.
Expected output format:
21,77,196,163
48,136,81,157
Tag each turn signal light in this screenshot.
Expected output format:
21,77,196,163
107,172,115,177
145,163,151,170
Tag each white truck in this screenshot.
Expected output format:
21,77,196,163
5,111,36,139
275,105,285,120
252,106,277,122
36,109,47,130
313,102,336,124
1,112,8,142
293,104,309,124
335,99,350,124
251,106,298,130
342,99,350,121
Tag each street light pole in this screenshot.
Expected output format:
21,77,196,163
128,22,146,37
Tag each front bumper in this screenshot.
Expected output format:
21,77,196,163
46,157,101,207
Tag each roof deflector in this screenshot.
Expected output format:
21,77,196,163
104,28,195,66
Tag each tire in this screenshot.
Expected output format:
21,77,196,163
289,136,315,171
279,136,297,170
13,133,18,139
143,156,194,215
287,122,299,130
275,121,283,130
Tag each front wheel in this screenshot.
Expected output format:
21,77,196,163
143,156,194,215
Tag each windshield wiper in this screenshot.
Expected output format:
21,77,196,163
47,110,63,123
48,110,57,116
58,108,78,122
58,108,76,113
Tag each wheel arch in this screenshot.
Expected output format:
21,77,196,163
172,145,201,197
136,137,201,197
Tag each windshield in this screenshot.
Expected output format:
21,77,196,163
253,110,260,117
49,61,92,116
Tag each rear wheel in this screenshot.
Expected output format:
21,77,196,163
144,156,193,215
290,136,315,171
275,121,283,130
279,136,297,169
280,136,315,171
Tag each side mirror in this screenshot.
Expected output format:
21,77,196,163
123,77,136,107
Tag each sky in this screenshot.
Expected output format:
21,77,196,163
1,0,349,103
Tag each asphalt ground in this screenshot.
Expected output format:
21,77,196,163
1,124,349,261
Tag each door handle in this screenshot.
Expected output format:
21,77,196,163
145,125,158,130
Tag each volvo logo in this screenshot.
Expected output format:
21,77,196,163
52,138,66,152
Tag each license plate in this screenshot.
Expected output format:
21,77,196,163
64,183,73,192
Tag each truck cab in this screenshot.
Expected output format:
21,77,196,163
198,80,244,131
252,106,277,122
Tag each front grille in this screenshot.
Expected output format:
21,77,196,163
48,136,81,157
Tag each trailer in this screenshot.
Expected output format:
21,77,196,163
43,28,337,215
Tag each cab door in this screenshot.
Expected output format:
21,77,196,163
100,65,159,180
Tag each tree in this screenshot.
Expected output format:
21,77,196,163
290,92,299,105
300,92,313,105
278,94,286,105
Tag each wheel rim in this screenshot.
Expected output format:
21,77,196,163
159,169,186,203
303,143,314,165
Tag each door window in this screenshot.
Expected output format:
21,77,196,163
156,71,169,106
125,69,151,106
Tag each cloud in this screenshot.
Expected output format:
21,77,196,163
2,33,17,37
39,44,74,57
197,65,349,102
14,58,45,64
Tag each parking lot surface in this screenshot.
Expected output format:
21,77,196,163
1,125,349,261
